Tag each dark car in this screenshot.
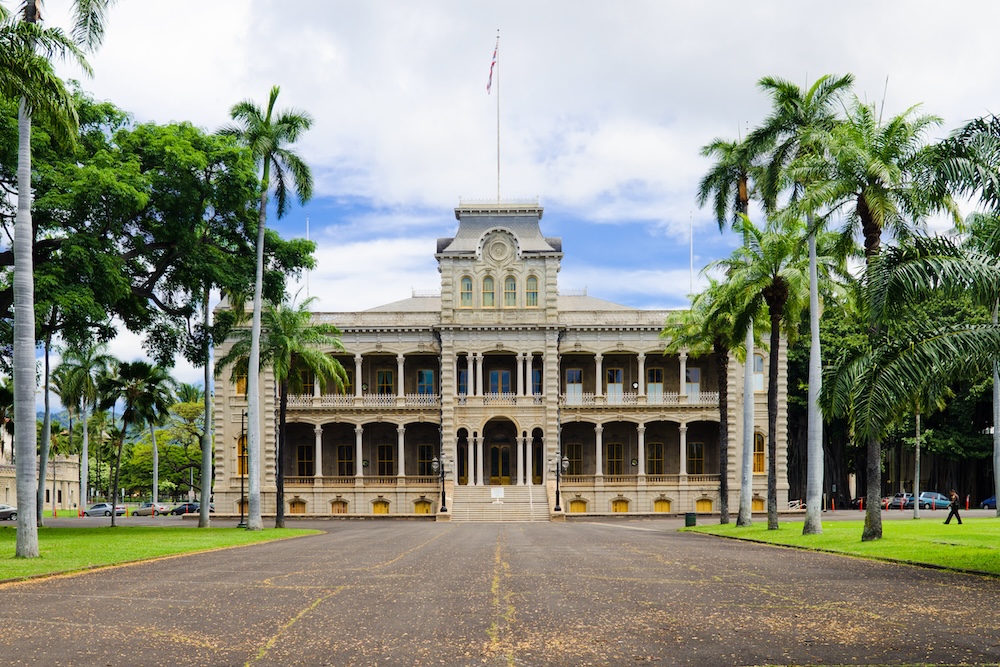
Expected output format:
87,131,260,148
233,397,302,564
170,502,214,515
982,495,997,510
0,503,16,520
884,493,913,510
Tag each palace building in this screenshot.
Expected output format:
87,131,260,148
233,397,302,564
212,201,787,520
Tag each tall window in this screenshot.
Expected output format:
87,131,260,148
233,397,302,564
297,443,314,476
686,367,701,396
337,444,354,476
458,369,468,395
482,276,495,307
753,433,765,474
504,276,517,307
489,369,511,393
565,368,583,403
376,369,394,395
606,368,623,403
566,442,583,475
300,371,314,396
417,444,434,476
605,442,624,475
417,369,435,395
377,443,394,476
235,372,247,396
460,276,473,307
326,369,353,395
526,276,538,307
237,435,248,475
647,367,663,401
687,441,704,475
754,354,765,392
646,442,664,475
531,368,542,395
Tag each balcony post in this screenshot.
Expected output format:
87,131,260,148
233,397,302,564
594,423,604,478
594,353,604,400
636,353,646,398
679,423,688,479
397,424,406,478
314,425,323,480
354,354,363,398
637,424,646,477
679,351,688,401
396,354,405,399
354,425,364,479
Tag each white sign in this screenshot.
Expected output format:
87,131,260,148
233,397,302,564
491,487,505,499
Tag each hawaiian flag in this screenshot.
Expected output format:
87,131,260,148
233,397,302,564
487,39,498,94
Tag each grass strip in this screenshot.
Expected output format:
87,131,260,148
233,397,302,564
687,517,1000,575
0,526,320,581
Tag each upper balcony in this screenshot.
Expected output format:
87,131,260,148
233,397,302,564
559,391,720,408
286,393,441,410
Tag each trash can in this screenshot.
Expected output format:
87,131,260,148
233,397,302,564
684,512,697,527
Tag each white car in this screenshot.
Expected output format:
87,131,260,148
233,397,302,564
83,502,126,517
132,502,169,516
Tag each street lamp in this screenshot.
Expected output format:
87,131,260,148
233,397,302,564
238,409,247,529
553,452,569,512
431,456,448,513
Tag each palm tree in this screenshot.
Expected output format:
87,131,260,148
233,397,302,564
217,296,347,528
814,99,961,541
58,343,114,510
3,0,114,557
697,135,768,526
713,216,825,529
749,73,854,534
175,383,204,404
97,361,175,527
221,86,313,531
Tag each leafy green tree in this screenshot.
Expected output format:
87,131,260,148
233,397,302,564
57,343,113,507
217,296,346,528
221,86,313,531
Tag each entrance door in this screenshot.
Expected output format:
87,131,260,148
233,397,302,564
458,442,468,485
489,445,511,485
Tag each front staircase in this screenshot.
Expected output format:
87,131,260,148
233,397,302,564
449,485,551,522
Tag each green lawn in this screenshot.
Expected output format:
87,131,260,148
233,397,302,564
688,517,1000,575
0,526,321,581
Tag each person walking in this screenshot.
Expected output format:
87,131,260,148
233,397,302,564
944,489,963,525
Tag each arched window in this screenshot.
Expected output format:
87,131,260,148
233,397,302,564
611,498,629,513
653,498,671,513
753,433,765,474
526,276,538,307
235,372,247,396
460,276,473,307
504,276,517,307
695,498,713,513
482,276,495,307
754,354,765,392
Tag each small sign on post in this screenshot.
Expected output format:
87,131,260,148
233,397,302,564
491,487,505,504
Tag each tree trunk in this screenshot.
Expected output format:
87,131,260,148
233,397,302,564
803,228,823,534
14,98,38,557
862,433,883,540
715,340,730,524
109,429,124,528
81,403,89,508
737,325,754,526
246,170,270,532
276,382,288,529
150,423,159,504
37,334,52,527
767,306,781,530
913,412,921,519
200,293,213,528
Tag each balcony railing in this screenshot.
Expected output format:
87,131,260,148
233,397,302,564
283,475,440,487
286,394,441,409
560,391,719,407
560,474,720,486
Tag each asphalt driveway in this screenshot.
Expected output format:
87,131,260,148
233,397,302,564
1,519,998,666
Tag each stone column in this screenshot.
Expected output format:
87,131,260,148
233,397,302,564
679,424,688,477
314,425,324,478
475,432,484,485
454,354,461,396
517,352,526,397
354,426,364,478
637,353,646,398
467,433,474,485
397,425,406,477
516,433,524,485
523,435,532,485
679,351,688,399
594,353,604,399
595,424,604,477
396,354,405,399
354,354,363,398
637,424,646,477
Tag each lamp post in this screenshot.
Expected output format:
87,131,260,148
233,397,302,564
553,451,569,512
238,409,247,529
431,455,448,513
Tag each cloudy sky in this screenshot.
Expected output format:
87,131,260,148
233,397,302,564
40,0,1000,390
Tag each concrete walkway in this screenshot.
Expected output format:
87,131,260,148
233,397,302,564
1,519,998,666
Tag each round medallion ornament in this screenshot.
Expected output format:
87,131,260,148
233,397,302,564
487,238,511,262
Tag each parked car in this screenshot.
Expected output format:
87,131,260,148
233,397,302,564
0,503,16,520
84,502,125,517
132,502,169,516
916,492,951,510
170,502,214,515
884,493,913,510
982,495,997,510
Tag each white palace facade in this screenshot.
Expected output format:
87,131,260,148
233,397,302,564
212,201,788,520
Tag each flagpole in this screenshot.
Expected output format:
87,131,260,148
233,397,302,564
495,31,500,202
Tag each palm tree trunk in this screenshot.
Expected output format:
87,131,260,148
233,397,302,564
913,412,921,519
246,183,269,532
275,382,288,529
994,303,1000,518
200,292,213,528
37,334,52,527
862,433,883,541
14,98,38,557
767,308,781,530
149,423,159,505
803,229,823,534
715,340,730,524
109,430,124,528
737,324,754,526
80,403,89,507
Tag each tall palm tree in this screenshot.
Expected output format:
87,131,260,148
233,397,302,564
697,136,768,526
3,0,114,557
814,99,961,541
749,74,854,534
58,343,114,511
217,296,347,528
98,361,175,527
221,86,313,531
175,383,204,404
713,216,821,529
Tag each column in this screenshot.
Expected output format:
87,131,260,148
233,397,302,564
354,354,363,398
594,353,604,399
516,433,524,485
637,353,646,398
471,353,480,396
467,432,474,486
314,425,324,478
396,354,405,399
524,435,532,485
476,353,484,396
679,424,688,477
354,426,364,478
397,425,406,477
595,424,604,477
637,424,646,476
454,354,461,397
679,351,688,399
475,432,484,485
516,352,526,397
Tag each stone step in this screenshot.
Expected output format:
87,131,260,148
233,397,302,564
450,485,551,522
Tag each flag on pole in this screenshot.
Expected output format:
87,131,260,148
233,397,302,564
486,38,498,94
